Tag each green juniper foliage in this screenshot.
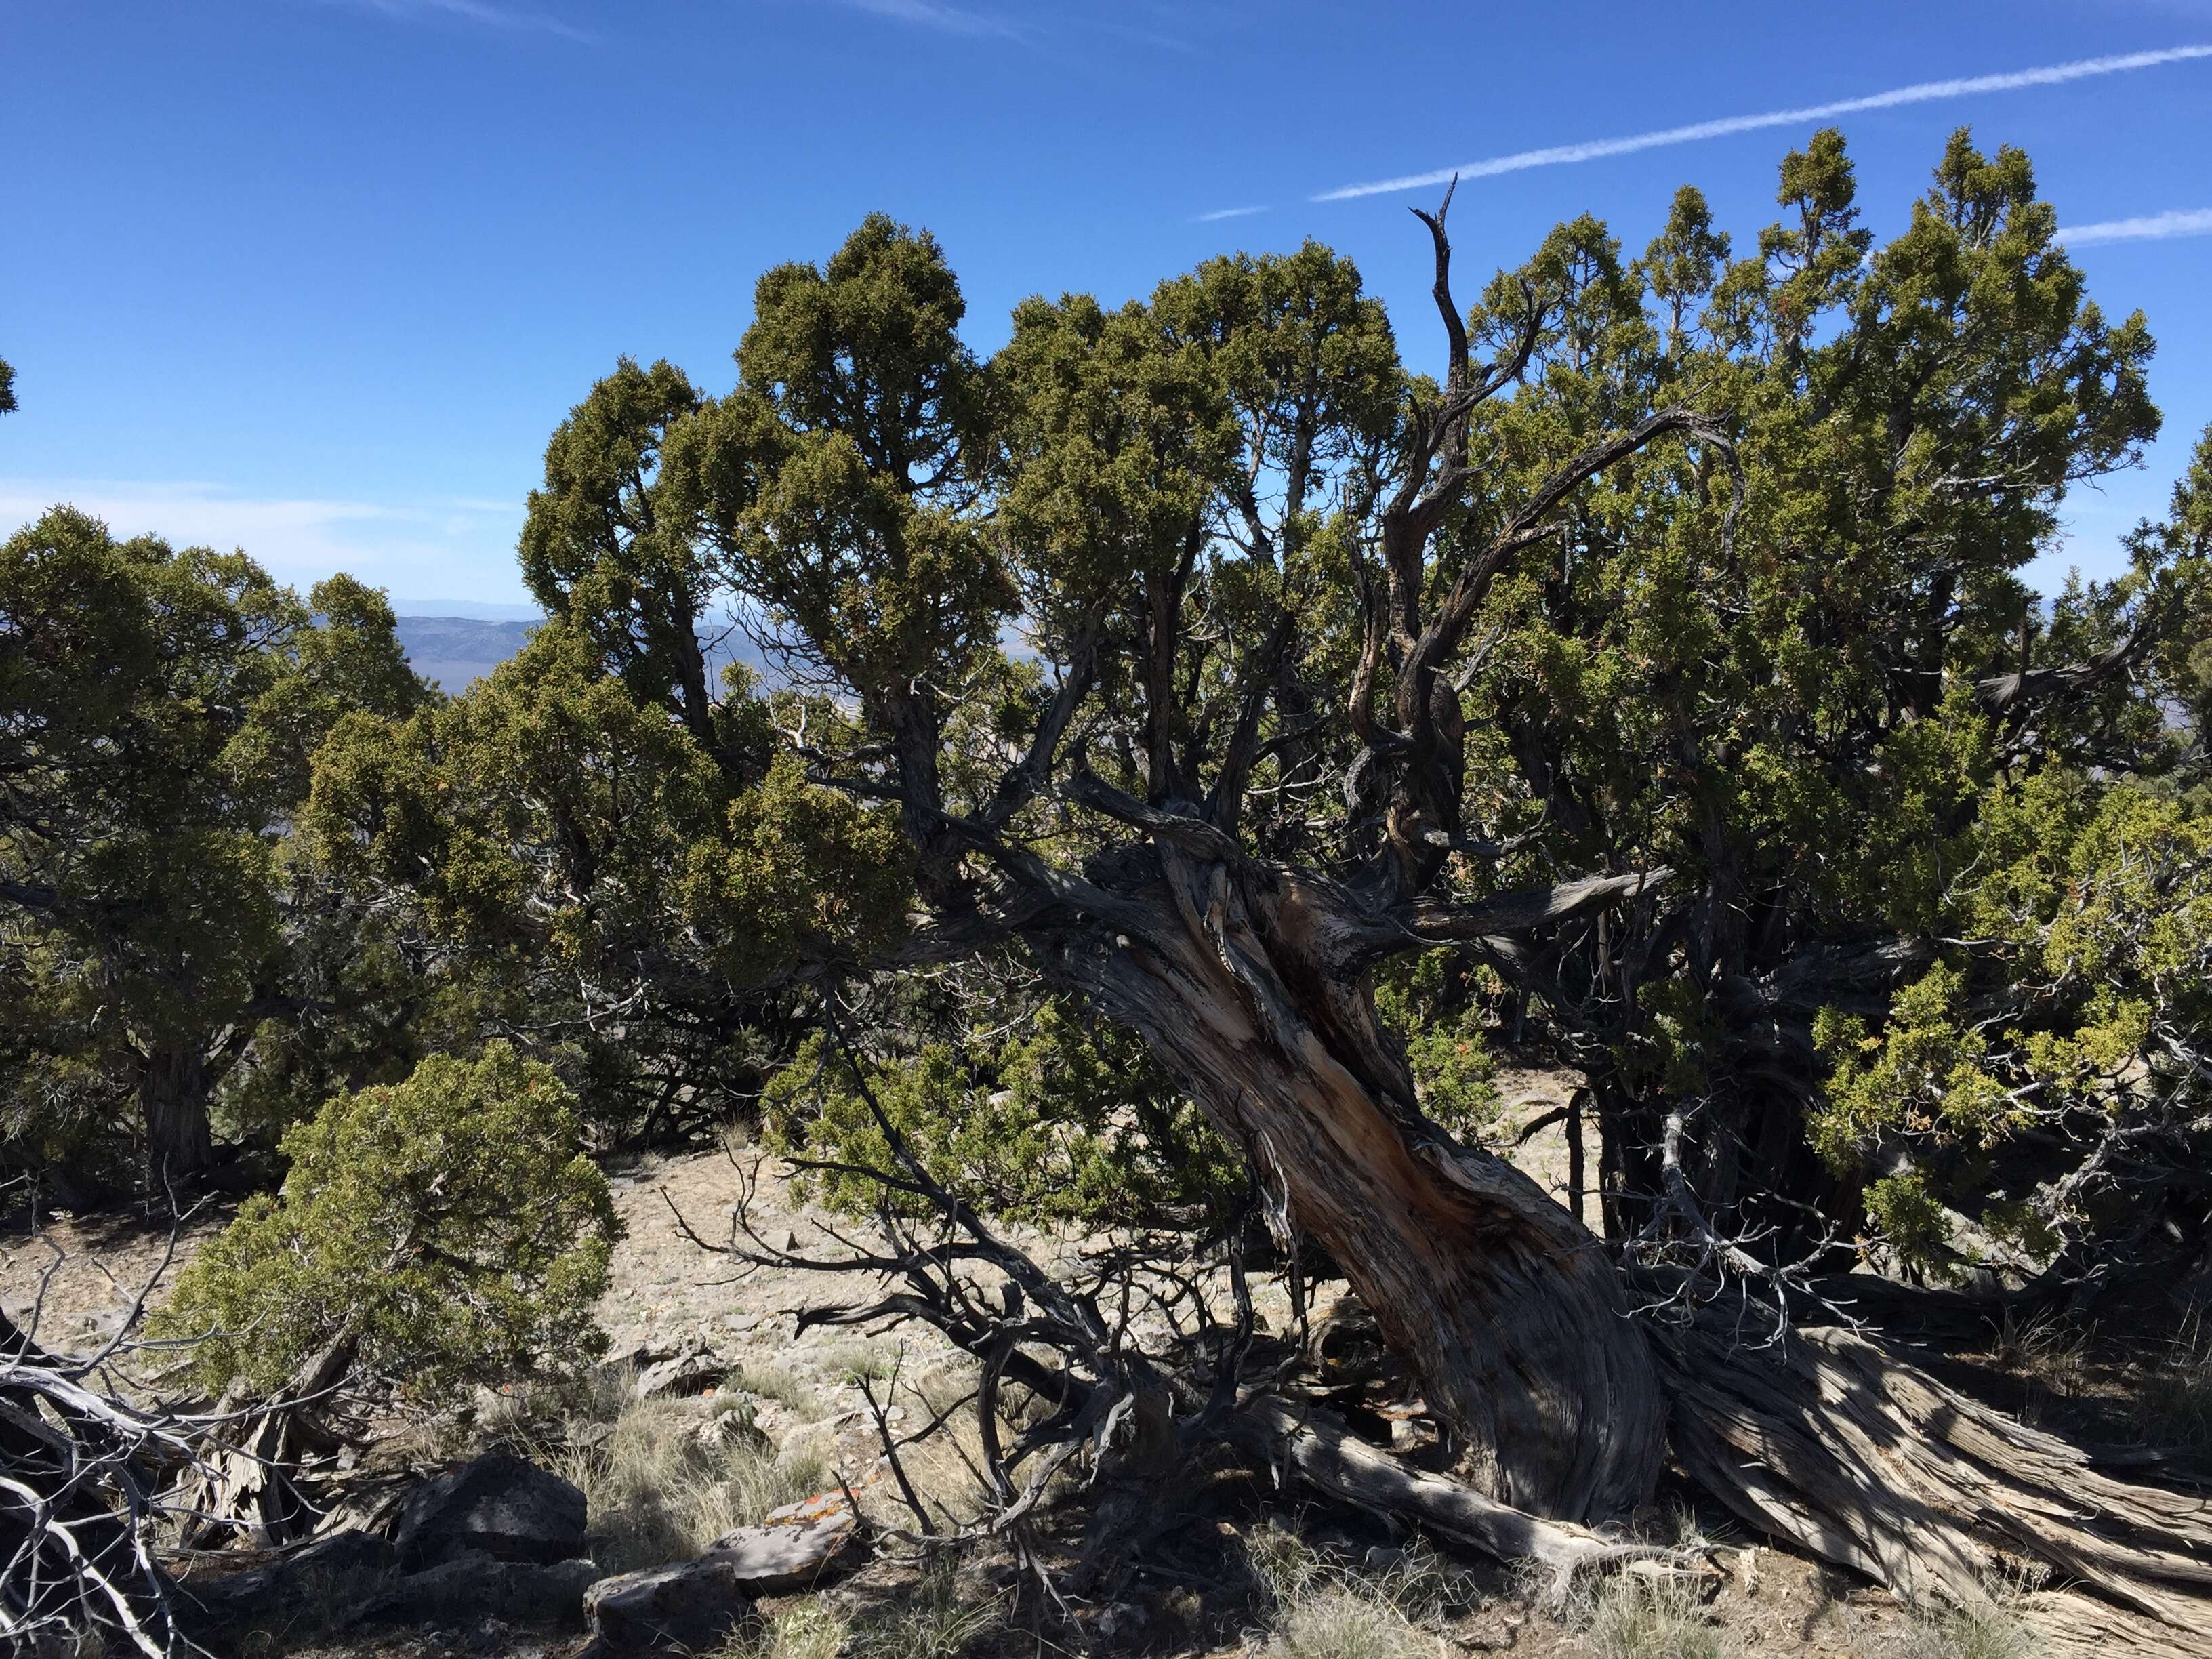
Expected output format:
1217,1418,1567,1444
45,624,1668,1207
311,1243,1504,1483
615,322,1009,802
0,508,428,1185
1422,129,2200,1279
7,127,2207,1338
157,1043,619,1399
310,134,2207,1307
302,621,912,1142
1816,767,2212,1277
762,1000,1242,1228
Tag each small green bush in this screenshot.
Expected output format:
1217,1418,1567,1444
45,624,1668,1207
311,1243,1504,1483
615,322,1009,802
762,1001,1242,1229
157,1042,620,1399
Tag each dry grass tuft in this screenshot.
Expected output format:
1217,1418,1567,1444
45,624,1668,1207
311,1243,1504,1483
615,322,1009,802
731,1360,819,1413
1897,1563,2042,1659
1985,1309,2094,1425
1245,1524,1480,1659
836,1555,1008,1659
1575,1570,1731,1659
2131,1313,2212,1458
227,1553,400,1658
715,1601,853,1659
1267,1590,1437,1659
1900,1602,2030,1659
539,1383,830,1572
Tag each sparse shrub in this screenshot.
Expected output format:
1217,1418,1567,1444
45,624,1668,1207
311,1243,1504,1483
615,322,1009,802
1987,1309,2093,1395
1902,1600,2030,1659
227,1549,401,1658
1246,1524,1480,1659
730,1361,818,1412
2132,1315,2212,1457
1578,1570,1730,1659
842,1555,1007,1659
1982,1308,2095,1427
553,1389,830,1572
821,1339,901,1385
155,1042,619,1399
717,1601,852,1659
1269,1589,1434,1659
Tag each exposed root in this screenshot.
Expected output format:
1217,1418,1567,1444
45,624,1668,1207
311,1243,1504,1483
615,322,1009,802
174,1327,358,1550
1222,1395,1705,1607
1658,1314,2212,1657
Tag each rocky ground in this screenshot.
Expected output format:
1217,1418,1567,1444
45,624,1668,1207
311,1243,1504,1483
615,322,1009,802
0,1086,2117,1659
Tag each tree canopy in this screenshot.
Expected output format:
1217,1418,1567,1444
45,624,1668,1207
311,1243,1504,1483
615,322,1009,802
1,508,431,1189
7,124,2212,1654
296,128,2212,1528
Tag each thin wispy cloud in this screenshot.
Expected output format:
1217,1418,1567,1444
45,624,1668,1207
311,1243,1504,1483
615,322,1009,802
807,1,1200,53
1194,205,1269,223
829,0,1027,40
317,0,595,43
2057,206,2212,245
0,480,524,596
1314,44,2212,201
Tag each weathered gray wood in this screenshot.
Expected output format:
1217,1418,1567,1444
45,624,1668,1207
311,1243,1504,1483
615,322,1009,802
1031,859,1666,1525
1223,1395,1685,1593
1658,1316,2212,1656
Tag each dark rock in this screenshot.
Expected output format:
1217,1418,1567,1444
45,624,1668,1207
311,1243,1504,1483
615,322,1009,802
700,1498,861,1595
176,1529,396,1632
356,1550,600,1628
584,1495,863,1652
585,1556,758,1654
632,1336,728,1400
394,1452,587,1568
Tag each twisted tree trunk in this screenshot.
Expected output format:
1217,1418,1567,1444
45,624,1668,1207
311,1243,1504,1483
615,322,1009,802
1032,848,1665,1525
137,1046,214,1194
1018,846,2211,1646
1657,1311,2212,1656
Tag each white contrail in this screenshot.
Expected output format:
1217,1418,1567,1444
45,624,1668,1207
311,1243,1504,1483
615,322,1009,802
1194,205,1269,222
328,0,594,41
2057,207,2212,245
1315,45,2212,201
830,0,1025,40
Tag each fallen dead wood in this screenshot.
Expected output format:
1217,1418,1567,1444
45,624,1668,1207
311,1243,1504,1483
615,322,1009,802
1658,1315,2212,1658
0,1310,197,1655
1219,1394,1698,1597
175,1325,359,1550
687,1042,2212,1649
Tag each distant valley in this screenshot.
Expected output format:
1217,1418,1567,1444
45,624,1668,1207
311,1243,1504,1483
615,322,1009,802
392,615,541,691
392,613,772,693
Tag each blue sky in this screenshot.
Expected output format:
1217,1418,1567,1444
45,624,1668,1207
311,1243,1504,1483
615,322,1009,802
3,1,2209,608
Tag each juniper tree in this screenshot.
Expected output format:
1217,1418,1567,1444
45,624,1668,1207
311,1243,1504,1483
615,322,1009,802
311,134,2212,1639
0,509,429,1189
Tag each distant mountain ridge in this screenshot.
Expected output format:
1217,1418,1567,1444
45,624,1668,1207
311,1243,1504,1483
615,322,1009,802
392,614,773,693
393,615,540,691
387,598,544,621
